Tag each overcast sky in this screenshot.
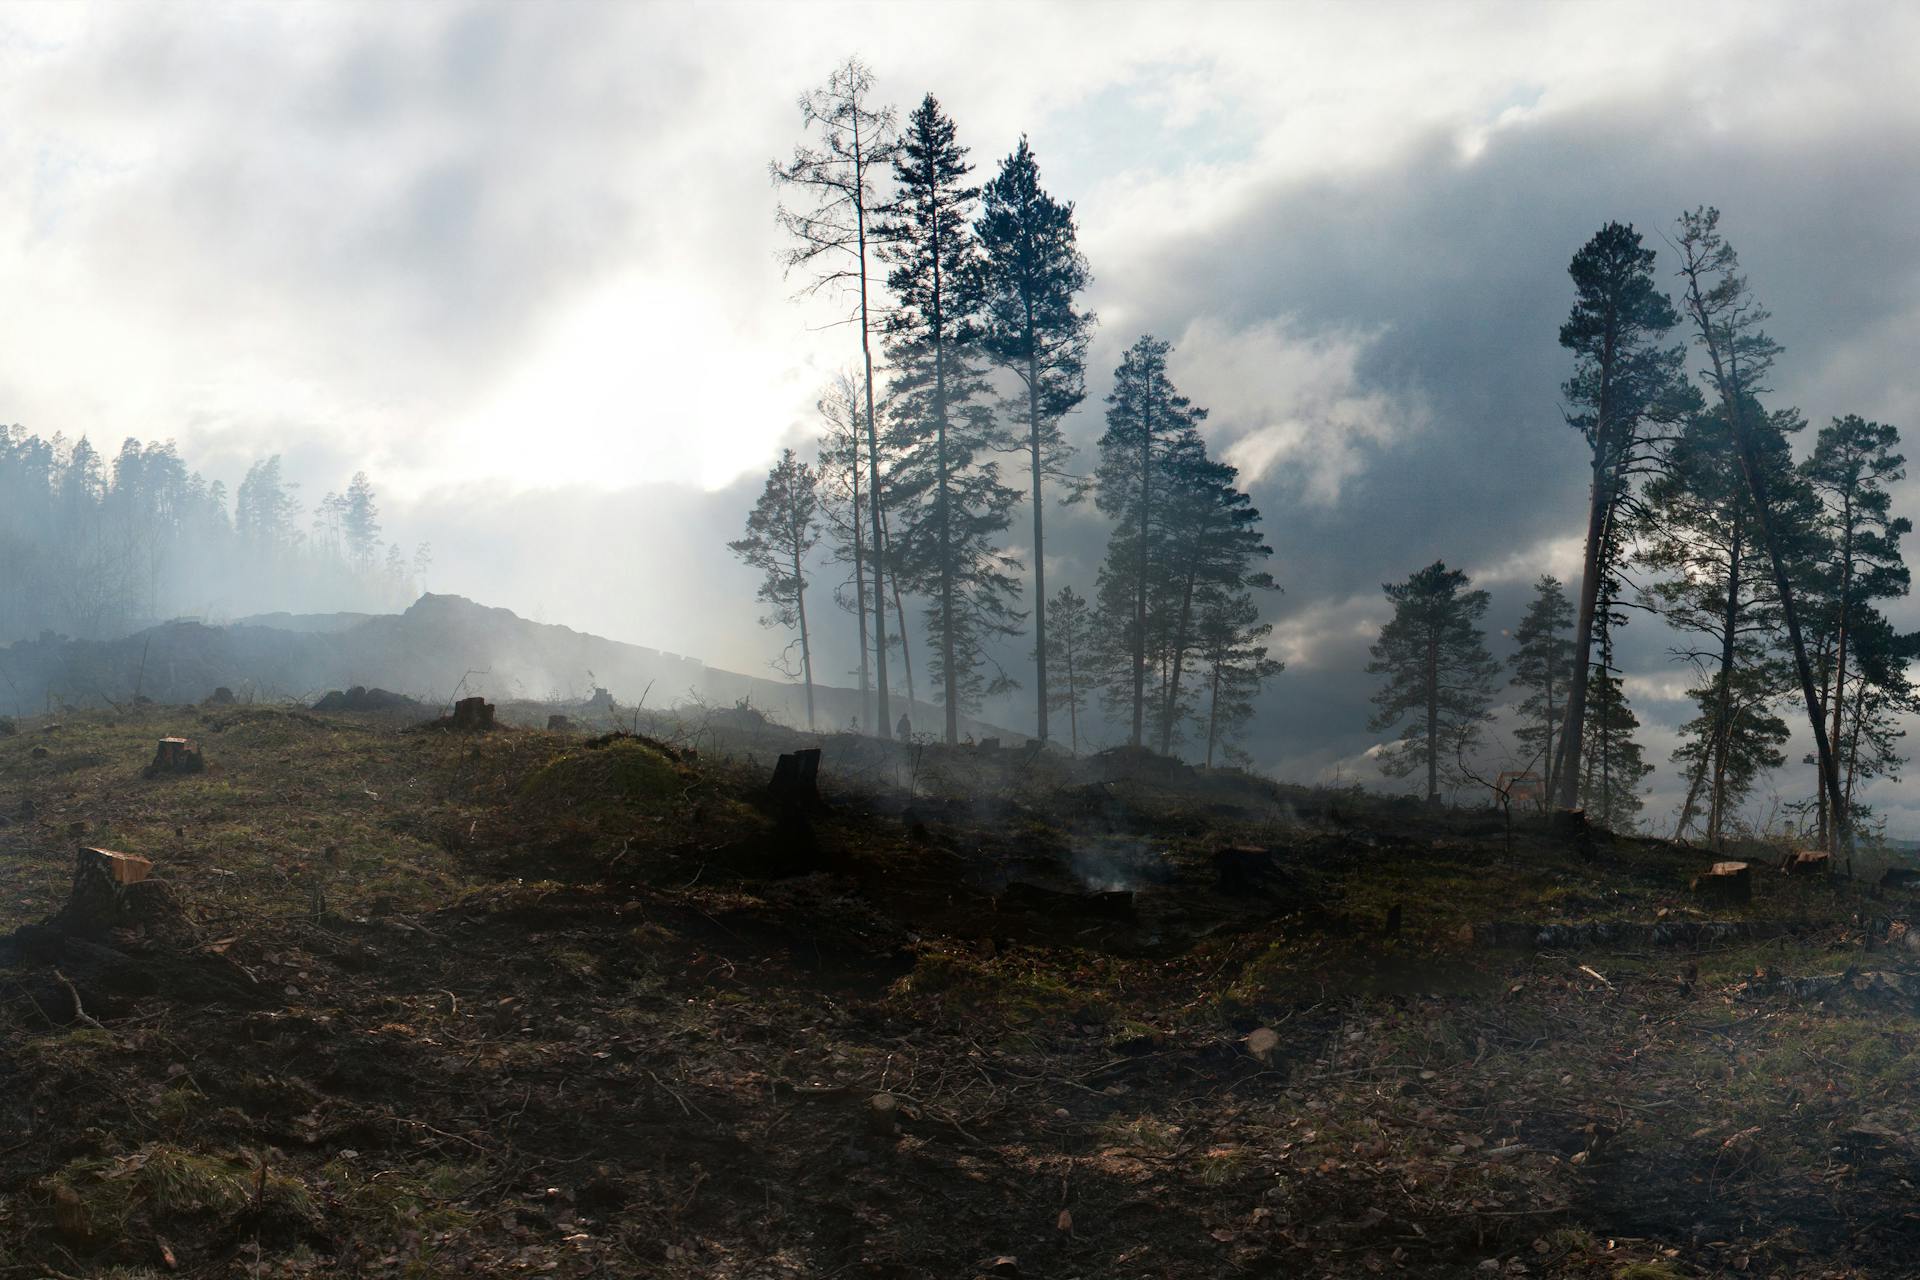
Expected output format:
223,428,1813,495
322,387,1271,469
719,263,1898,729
7,1,1920,831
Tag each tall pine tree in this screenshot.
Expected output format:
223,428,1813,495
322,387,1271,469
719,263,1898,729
1554,222,1693,809
879,95,1024,739
976,137,1094,744
1801,415,1911,843
1092,335,1207,748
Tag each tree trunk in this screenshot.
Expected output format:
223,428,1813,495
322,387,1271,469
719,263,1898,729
852,115,891,741
1828,505,1854,853
793,544,815,732
1205,663,1221,768
1709,531,1740,848
851,445,871,732
1684,260,1849,855
1556,313,1619,810
1160,558,1198,755
1027,319,1049,744
1425,631,1440,804
1064,630,1080,756
930,188,959,746
1131,388,1153,748
1556,452,1610,808
883,516,917,712
1541,669,1558,802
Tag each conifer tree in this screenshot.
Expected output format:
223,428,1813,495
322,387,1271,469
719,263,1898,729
729,450,824,730
1578,669,1653,830
976,137,1093,743
1553,222,1694,809
1640,399,1813,845
1366,562,1501,803
342,472,382,574
1675,207,1847,849
1147,439,1276,754
879,94,1023,738
1092,335,1207,747
772,58,900,738
1193,589,1284,768
1801,415,1911,842
1508,575,1575,795
1041,584,1094,755
814,373,874,723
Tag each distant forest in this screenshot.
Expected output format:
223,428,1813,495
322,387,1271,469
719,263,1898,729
0,427,426,643
738,57,1917,850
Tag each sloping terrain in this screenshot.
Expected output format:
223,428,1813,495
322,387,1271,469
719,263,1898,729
0,595,1013,744
1,708,1917,1278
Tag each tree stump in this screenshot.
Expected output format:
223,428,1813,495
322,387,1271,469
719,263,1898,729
1786,849,1833,876
144,736,205,777
1551,807,1588,837
768,748,822,808
51,847,166,937
1691,860,1752,905
449,697,496,732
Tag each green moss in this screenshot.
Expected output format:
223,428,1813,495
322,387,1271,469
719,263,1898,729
51,1143,315,1236
517,739,683,822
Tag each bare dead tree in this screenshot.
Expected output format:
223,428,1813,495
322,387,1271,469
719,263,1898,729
773,58,901,738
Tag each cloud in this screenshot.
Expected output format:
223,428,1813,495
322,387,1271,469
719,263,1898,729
1169,316,1427,506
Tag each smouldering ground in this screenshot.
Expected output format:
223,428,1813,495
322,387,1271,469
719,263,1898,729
2,705,1919,1277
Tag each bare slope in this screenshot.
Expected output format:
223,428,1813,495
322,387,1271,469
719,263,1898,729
0,595,1012,740
2,708,1917,1276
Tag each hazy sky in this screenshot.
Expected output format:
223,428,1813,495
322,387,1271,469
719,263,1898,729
7,1,1920,830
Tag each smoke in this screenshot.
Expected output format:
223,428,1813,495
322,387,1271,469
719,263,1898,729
1068,838,1172,893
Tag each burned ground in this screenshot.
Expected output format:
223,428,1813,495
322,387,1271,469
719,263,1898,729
1,708,1918,1277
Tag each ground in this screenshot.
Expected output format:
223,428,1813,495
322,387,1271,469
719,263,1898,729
2,703,1919,1278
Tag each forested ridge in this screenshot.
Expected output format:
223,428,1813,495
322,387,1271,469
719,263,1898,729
0,429,426,642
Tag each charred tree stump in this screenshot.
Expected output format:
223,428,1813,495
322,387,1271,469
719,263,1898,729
1786,849,1833,876
450,697,496,732
768,748,822,809
143,736,205,778
1691,861,1752,906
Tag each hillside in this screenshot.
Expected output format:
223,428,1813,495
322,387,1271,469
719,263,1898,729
2,704,1919,1276
0,595,1013,742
